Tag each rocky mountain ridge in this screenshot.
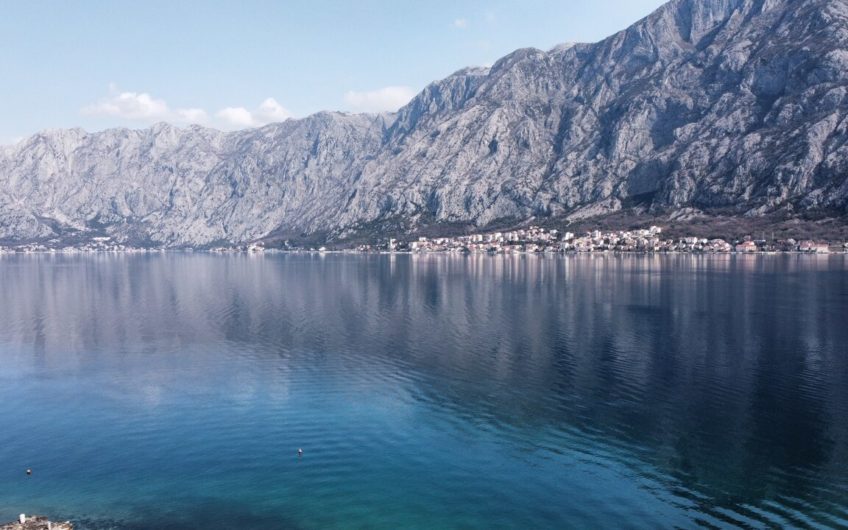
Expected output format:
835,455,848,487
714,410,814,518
1,0,847,247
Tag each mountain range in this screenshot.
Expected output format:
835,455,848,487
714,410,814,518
2,0,847,247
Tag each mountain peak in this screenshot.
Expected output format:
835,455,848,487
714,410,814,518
652,0,746,42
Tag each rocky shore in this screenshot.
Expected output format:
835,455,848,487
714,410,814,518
0,515,72,530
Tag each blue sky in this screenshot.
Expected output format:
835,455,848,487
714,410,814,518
0,0,666,143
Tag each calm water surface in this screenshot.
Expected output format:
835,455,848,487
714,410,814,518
0,253,847,529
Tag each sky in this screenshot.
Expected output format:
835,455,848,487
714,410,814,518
0,0,666,143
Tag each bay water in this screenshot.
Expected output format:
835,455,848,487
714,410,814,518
0,253,846,529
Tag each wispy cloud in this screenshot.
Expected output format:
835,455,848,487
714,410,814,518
82,85,292,130
452,18,468,29
175,108,210,124
343,86,416,113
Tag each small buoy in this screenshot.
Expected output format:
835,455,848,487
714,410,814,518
297,448,303,456
26,469,32,476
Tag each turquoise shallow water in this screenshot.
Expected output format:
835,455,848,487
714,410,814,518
0,253,847,529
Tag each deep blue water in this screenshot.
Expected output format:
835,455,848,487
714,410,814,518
0,253,847,529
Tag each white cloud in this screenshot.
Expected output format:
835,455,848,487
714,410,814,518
453,18,468,29
254,98,292,124
175,108,209,124
82,85,292,130
82,90,170,121
216,107,256,128
215,98,292,129
83,86,209,125
343,86,416,113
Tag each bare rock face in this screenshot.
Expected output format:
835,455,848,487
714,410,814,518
1,0,846,247
0,114,389,246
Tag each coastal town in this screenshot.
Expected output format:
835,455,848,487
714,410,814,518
0,226,846,254
360,226,846,254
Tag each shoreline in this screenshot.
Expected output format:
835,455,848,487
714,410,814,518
0,516,72,530
3,225,846,256
0,248,845,256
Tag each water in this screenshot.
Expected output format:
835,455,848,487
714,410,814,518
0,253,846,529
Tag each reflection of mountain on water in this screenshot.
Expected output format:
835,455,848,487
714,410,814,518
0,253,846,525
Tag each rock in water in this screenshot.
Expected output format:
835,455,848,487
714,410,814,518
0,515,73,530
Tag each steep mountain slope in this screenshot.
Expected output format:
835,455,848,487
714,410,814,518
0,114,389,245
1,0,846,247
343,0,848,229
